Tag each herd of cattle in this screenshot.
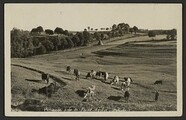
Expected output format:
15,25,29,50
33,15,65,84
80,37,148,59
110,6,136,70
39,65,162,101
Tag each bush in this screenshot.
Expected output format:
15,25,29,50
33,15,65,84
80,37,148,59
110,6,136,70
148,31,156,37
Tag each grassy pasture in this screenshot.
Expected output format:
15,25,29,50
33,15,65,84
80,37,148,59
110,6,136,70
11,35,177,111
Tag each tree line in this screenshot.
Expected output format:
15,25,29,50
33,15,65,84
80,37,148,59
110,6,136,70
11,27,92,58
148,29,177,40
11,23,176,58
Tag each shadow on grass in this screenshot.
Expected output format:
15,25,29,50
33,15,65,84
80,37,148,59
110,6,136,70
62,77,73,81
111,86,121,91
107,96,122,101
25,79,42,83
75,90,86,97
138,99,155,103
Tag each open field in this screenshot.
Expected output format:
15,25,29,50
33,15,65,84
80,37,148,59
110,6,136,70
11,35,177,111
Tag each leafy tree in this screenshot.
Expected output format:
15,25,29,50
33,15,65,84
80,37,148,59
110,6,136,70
83,30,91,45
148,31,156,38
66,37,74,48
169,29,177,40
118,29,123,36
63,30,69,36
36,44,47,55
72,35,80,47
48,36,61,51
133,26,138,34
54,27,64,34
112,24,117,31
31,28,38,33
32,37,40,46
11,28,33,58
45,29,54,35
129,28,134,34
60,37,68,49
94,32,101,40
36,26,44,33
106,28,109,30
87,26,90,31
41,39,54,52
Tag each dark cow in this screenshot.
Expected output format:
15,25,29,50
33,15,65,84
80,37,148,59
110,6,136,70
42,73,49,84
66,66,71,72
34,83,56,97
154,80,163,85
96,71,109,81
124,90,130,101
86,72,92,79
86,70,96,79
96,71,103,77
74,69,80,81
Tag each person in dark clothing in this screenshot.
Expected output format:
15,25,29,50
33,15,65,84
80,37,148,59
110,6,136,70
155,90,159,101
124,90,130,102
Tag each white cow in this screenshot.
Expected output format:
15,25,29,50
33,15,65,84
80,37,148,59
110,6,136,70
120,81,127,91
110,76,120,85
104,72,109,81
90,70,96,79
124,77,133,87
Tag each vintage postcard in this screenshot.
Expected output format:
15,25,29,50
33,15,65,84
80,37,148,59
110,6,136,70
5,3,182,117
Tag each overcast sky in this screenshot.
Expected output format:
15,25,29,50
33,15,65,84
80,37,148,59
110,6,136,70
5,4,182,31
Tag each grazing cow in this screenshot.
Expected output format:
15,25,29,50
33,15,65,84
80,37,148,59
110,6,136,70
120,81,127,91
154,80,163,85
41,73,49,84
86,70,96,79
90,70,96,79
110,75,120,85
96,71,103,78
124,77,133,87
74,69,80,81
84,85,96,99
66,66,71,73
86,72,92,79
96,71,109,81
124,90,130,101
102,72,109,81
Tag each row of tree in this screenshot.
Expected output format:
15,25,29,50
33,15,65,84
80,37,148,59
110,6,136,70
11,23,176,58
12,23,140,58
148,29,177,40
11,27,95,58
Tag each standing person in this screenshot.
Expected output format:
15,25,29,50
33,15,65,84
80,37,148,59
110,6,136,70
84,85,96,100
155,90,159,101
124,89,130,102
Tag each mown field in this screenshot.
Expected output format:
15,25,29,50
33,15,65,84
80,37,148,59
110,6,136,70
11,35,177,111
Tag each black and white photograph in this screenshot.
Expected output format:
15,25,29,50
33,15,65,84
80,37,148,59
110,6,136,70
4,3,182,117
